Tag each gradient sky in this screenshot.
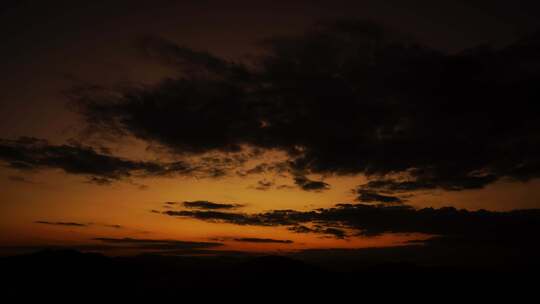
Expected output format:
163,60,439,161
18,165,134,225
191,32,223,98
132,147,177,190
2,0,540,256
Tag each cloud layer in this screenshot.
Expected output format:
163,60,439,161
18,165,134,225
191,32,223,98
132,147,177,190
0,137,195,184
68,20,540,196
161,201,540,242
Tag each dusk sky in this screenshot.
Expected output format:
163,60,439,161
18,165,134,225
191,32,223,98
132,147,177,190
2,0,540,260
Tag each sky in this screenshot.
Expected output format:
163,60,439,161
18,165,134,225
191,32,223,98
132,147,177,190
1,0,540,257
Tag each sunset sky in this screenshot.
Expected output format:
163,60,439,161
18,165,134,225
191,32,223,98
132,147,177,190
2,0,540,257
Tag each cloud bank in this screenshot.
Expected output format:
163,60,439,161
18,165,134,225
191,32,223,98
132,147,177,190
67,20,540,196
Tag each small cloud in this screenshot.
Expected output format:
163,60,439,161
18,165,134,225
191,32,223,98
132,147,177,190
276,184,295,190
356,189,404,204
253,179,274,191
103,224,123,229
294,175,330,191
183,200,244,210
87,176,113,185
233,237,293,244
34,221,88,227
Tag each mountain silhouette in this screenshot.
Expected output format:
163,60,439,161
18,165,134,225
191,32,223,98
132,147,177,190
2,249,538,294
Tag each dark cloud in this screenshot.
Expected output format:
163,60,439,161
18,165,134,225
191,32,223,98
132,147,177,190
163,210,261,225
233,238,293,244
103,224,123,229
0,137,196,184
253,179,274,191
276,184,295,190
321,227,347,239
87,176,114,185
137,35,250,81
71,20,540,194
35,221,88,227
163,201,540,240
34,221,126,229
163,208,350,238
183,200,244,210
250,177,295,191
289,225,347,239
236,161,290,177
0,137,261,185
294,176,330,191
357,170,500,195
356,189,404,204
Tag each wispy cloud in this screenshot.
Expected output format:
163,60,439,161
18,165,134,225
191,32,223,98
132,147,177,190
34,221,88,227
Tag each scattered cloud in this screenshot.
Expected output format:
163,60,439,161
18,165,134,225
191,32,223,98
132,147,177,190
162,201,540,240
182,200,244,210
